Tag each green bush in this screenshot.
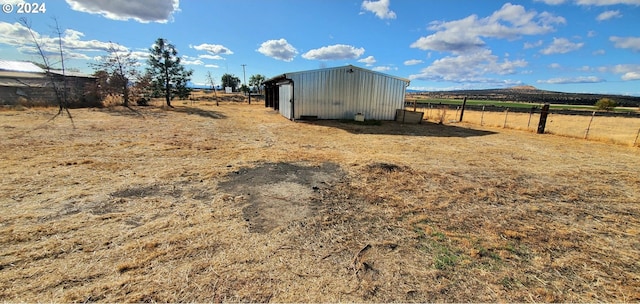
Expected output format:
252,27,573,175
595,98,617,111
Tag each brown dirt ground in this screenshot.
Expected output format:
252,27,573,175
1,100,639,302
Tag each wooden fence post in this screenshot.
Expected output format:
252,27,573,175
527,106,535,129
537,103,550,134
480,105,485,126
584,111,596,139
503,108,509,128
459,96,467,122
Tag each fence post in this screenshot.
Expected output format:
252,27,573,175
459,96,467,122
537,103,550,134
634,128,640,147
527,106,535,129
584,111,596,139
480,105,485,126
503,108,509,128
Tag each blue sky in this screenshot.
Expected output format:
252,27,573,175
1,0,639,95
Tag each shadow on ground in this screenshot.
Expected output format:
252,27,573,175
171,106,227,119
303,120,497,138
98,105,149,117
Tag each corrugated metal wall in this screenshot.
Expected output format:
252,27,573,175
280,66,408,120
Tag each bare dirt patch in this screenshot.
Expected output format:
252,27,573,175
218,162,343,233
1,102,639,302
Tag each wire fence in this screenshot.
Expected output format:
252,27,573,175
412,104,640,147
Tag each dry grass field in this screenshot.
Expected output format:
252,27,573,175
420,106,640,146
1,100,639,302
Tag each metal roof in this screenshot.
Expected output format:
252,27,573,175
0,60,94,78
0,60,44,73
265,65,410,84
49,70,96,78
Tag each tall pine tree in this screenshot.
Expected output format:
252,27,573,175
146,38,193,108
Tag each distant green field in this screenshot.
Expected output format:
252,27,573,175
407,98,541,109
406,98,637,113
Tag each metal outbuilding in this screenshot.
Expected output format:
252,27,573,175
264,65,410,121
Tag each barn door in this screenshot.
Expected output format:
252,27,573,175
278,83,293,120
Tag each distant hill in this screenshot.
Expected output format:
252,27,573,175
410,86,640,107
509,85,537,91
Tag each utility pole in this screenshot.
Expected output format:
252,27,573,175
241,64,250,104
241,64,247,89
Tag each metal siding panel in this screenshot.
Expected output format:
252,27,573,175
282,66,407,120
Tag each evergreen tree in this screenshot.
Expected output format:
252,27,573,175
146,38,193,107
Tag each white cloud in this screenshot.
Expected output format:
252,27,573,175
536,0,566,5
549,63,562,68
301,44,365,60
598,64,640,80
536,76,605,84
575,0,640,6
540,37,584,54
410,3,566,54
610,36,640,51
361,0,396,20
257,39,298,62
409,49,527,83
0,21,128,62
612,64,640,74
182,59,203,65
61,30,128,52
587,30,597,37
536,0,640,5
372,66,390,72
524,40,543,49
372,65,397,72
358,56,376,66
181,56,203,65
190,43,234,55
199,54,225,60
593,49,606,55
204,64,219,68
621,72,640,80
534,0,567,4
596,10,622,21
65,0,179,23
404,59,423,66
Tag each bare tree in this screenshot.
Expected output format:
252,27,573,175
206,71,218,106
91,42,139,107
19,17,73,123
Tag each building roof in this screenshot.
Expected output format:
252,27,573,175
0,60,45,73
49,70,96,79
0,60,95,79
265,65,410,85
